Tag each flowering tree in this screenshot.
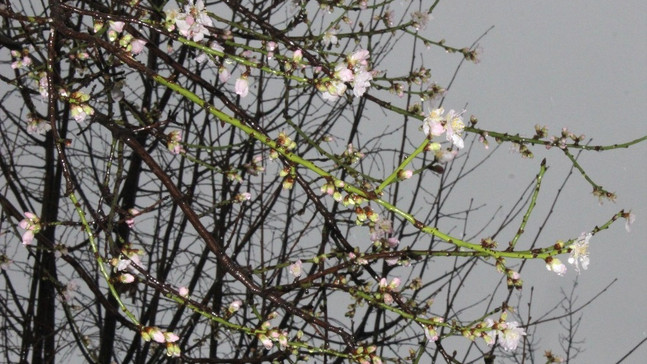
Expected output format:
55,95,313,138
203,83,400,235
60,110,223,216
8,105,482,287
0,1,643,363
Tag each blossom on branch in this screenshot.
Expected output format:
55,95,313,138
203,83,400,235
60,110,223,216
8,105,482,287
235,75,250,97
545,257,567,276
422,108,466,149
167,0,212,42
289,259,303,278
568,232,591,273
483,317,527,351
167,130,185,155
18,212,41,245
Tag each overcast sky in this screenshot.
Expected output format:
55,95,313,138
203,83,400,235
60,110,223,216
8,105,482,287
424,1,646,363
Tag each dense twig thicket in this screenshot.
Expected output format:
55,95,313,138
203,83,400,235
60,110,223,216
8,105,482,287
0,1,642,363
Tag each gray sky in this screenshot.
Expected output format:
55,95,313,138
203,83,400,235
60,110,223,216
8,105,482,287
426,1,646,362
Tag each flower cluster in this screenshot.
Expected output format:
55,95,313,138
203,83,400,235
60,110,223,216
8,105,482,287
110,243,145,283
18,212,41,245
354,205,379,225
37,72,48,99
269,131,298,160
320,178,345,202
320,49,373,101
10,48,32,69
411,11,431,30
243,155,265,176
26,114,51,136
100,21,147,55
167,130,185,154
422,317,445,342
60,90,95,123
463,312,526,352
351,345,382,364
422,107,466,149
165,0,212,42
257,318,289,351
340,143,365,165
377,277,401,305
369,217,399,257
481,315,526,351
141,326,181,357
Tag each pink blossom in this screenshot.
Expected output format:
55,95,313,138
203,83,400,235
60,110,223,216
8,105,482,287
167,130,185,154
228,299,242,313
398,170,413,180
258,334,273,350
119,273,135,283
164,332,179,343
179,286,189,297
38,73,48,99
218,66,230,83
388,277,401,290
348,49,370,69
289,259,302,278
292,49,303,62
424,324,439,342
130,39,147,55
498,321,526,351
321,80,347,101
21,230,35,246
334,63,354,82
545,257,567,276
422,108,446,137
235,76,249,97
174,0,212,42
126,208,139,228
277,332,288,350
383,293,393,305
386,237,399,248
70,104,94,123
352,70,373,97
149,327,166,343
18,212,41,245
109,21,125,33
